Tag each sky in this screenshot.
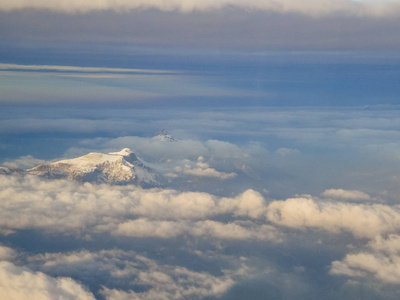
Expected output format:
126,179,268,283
1,1,400,299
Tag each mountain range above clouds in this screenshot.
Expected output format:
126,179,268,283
0,131,185,186
0,131,254,194
26,148,160,186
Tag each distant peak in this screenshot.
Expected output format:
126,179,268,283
109,148,134,156
153,130,177,142
157,130,169,136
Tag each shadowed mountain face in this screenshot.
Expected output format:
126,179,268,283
27,148,160,186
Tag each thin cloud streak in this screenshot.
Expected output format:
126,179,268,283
0,63,178,75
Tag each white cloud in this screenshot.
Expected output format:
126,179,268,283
220,189,267,219
1,0,400,17
0,63,175,75
368,234,400,254
191,220,281,241
0,245,16,261
0,261,95,300
321,189,371,201
0,175,275,241
101,262,235,300
112,218,281,241
112,218,186,238
330,234,400,284
267,196,400,238
331,252,400,283
174,156,237,179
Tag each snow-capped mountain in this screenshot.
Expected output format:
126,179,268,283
153,130,177,142
27,148,160,186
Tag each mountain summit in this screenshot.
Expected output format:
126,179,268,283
153,130,177,142
27,148,159,186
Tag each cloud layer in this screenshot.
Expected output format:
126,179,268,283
0,175,279,241
2,0,400,17
2,171,400,297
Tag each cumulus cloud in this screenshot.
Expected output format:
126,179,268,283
0,261,95,300
0,175,276,242
220,189,267,219
1,0,400,17
266,194,400,286
331,252,400,283
369,234,400,254
331,234,400,284
267,196,400,238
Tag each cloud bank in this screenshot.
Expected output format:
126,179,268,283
0,175,279,241
267,196,400,238
2,0,400,17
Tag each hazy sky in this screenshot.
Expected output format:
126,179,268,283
1,1,400,300
2,0,400,50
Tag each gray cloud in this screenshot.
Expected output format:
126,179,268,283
2,0,400,17
2,8,400,50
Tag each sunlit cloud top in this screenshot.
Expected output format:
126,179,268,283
2,0,400,17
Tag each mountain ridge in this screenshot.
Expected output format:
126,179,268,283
26,148,160,186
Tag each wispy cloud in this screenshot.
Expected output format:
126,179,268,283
0,63,177,75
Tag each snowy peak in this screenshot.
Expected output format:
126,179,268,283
153,130,177,142
108,148,139,164
27,148,160,186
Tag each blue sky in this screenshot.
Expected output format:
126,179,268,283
1,1,400,300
